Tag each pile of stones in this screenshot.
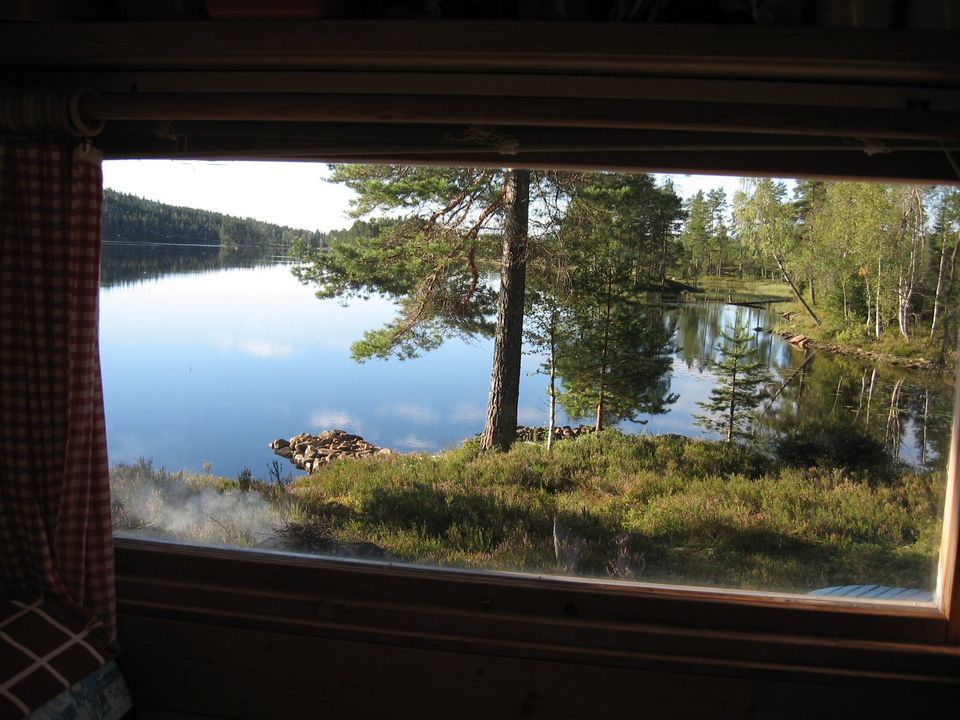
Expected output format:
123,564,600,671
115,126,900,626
515,424,596,442
269,429,392,473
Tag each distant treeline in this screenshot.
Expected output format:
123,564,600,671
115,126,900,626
101,189,328,264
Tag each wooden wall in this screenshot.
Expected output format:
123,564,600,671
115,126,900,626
2,21,959,182
115,541,960,719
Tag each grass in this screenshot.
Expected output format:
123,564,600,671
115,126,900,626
112,431,944,592
689,274,791,299
289,432,942,591
110,432,946,595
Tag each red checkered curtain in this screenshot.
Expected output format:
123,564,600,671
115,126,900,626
0,139,115,643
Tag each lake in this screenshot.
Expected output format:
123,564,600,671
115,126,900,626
99,246,955,480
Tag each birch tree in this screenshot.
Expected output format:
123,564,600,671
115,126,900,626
733,179,821,325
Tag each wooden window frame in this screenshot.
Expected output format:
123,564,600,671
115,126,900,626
5,19,959,697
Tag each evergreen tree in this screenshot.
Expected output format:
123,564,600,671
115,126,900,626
706,187,729,276
694,314,769,442
679,190,712,276
291,164,530,451
551,172,679,430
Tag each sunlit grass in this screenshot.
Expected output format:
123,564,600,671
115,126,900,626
287,431,943,592
111,431,944,594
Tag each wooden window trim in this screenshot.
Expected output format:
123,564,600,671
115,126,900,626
114,535,960,689
6,18,956,682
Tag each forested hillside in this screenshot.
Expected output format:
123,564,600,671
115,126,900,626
102,189,327,263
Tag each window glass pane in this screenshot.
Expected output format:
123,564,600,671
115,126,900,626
102,161,955,602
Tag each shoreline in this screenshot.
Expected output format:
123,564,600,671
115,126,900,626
772,329,946,372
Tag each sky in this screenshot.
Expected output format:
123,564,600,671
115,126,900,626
102,160,750,233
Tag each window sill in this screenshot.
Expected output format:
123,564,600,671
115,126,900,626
115,536,960,692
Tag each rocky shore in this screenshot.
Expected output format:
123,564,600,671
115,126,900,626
772,329,939,370
270,429,392,473
272,424,600,474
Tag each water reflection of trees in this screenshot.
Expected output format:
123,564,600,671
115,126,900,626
100,243,223,287
556,300,677,429
100,242,284,288
756,349,954,469
663,298,953,469
673,302,787,373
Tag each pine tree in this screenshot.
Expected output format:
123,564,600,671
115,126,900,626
291,164,530,451
551,173,680,431
694,314,769,442
706,187,729,276
679,190,712,276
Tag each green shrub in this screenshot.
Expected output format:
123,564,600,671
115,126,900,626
773,420,894,478
833,323,873,345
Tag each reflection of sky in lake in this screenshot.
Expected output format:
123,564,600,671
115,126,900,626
100,263,573,476
100,262,953,479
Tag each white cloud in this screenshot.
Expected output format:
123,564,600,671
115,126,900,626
450,402,485,424
378,402,439,425
238,340,294,359
213,335,295,359
308,410,363,434
393,434,435,452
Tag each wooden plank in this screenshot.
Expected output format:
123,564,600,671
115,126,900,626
114,540,949,650
138,711,230,720
117,614,960,720
90,120,960,184
2,22,958,86
19,70,960,110
79,92,960,141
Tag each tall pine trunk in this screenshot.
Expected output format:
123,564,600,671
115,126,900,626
480,169,530,451
594,275,613,432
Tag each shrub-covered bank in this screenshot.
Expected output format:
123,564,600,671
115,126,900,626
111,431,944,594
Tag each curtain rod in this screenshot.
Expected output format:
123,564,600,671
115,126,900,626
0,87,104,137
5,87,959,144
78,91,960,142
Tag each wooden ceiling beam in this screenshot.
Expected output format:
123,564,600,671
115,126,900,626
4,20,958,181
2,21,958,86
79,92,960,141
94,121,960,184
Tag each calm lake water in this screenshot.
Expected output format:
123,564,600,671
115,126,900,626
99,247,955,480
